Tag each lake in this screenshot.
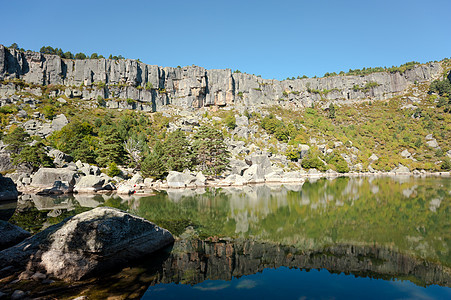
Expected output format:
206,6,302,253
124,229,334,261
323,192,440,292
3,176,451,299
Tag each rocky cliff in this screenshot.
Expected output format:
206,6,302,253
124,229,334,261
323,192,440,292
0,45,444,111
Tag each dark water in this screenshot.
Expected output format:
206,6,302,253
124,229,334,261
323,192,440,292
5,176,451,299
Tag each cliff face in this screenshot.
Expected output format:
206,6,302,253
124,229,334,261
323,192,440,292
0,45,444,111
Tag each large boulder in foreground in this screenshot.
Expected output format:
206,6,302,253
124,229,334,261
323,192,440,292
0,207,174,281
0,220,30,250
0,173,18,201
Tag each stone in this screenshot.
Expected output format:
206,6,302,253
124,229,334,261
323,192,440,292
281,172,305,183
0,174,18,201
400,149,411,158
57,97,67,103
129,173,144,185
74,175,105,193
50,114,68,132
245,154,273,175
31,272,46,281
117,184,135,195
195,172,207,186
11,290,26,300
393,164,410,174
143,178,154,187
166,171,196,188
426,139,439,148
369,154,379,162
223,174,247,186
242,164,265,183
298,144,310,159
48,149,73,167
37,180,74,195
0,207,174,281
447,150,451,159
230,159,249,175
31,168,77,188
0,220,31,250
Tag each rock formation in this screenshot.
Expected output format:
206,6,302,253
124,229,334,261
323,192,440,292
0,207,174,281
0,45,443,111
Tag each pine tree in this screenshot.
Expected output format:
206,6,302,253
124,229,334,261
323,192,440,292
140,141,167,179
193,126,230,177
163,129,194,172
95,127,126,167
2,127,30,154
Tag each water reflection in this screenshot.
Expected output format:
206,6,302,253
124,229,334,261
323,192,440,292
6,176,451,294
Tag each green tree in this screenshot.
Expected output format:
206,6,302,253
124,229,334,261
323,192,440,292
163,130,194,172
95,127,126,167
328,103,336,119
90,53,99,59
75,52,87,60
301,154,327,171
326,154,349,173
12,142,54,172
2,127,30,154
107,162,121,177
193,126,230,176
140,141,167,179
9,43,19,50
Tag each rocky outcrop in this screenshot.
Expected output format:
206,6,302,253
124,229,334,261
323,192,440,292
31,167,77,189
73,175,105,193
0,220,30,250
0,173,18,200
0,207,174,281
0,45,443,111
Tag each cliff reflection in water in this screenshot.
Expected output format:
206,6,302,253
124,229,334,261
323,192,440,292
149,238,451,288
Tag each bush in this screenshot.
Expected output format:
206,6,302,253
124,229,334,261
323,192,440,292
223,113,236,130
441,158,451,171
301,154,326,171
107,162,121,177
326,154,349,173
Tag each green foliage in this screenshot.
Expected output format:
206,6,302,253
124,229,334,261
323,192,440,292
261,114,290,142
42,104,56,119
328,103,336,119
430,78,451,96
126,98,135,105
141,142,167,179
49,120,96,163
0,105,17,114
301,153,327,171
11,142,54,172
95,127,126,167
145,82,153,90
223,113,236,130
441,158,451,170
326,154,349,173
74,52,87,60
2,127,30,154
163,130,195,172
107,162,121,177
285,147,300,161
193,126,230,176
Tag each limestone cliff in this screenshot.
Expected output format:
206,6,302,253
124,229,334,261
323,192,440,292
0,45,444,111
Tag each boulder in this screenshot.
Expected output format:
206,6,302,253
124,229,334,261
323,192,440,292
245,154,273,175
223,174,247,186
242,164,265,183
369,154,379,162
166,171,196,188
37,180,74,195
230,159,249,175
281,172,305,183
0,152,13,172
117,184,135,194
0,207,174,281
195,172,207,186
129,173,144,185
74,175,105,193
0,221,31,250
393,164,410,174
48,149,73,167
0,174,18,201
31,168,77,188
298,144,310,159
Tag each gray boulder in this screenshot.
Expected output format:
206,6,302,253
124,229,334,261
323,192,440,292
242,164,265,183
0,152,13,172
31,168,77,188
230,159,249,175
393,164,410,174
166,171,196,188
0,174,18,201
74,175,105,193
0,221,30,250
48,149,73,167
0,207,174,281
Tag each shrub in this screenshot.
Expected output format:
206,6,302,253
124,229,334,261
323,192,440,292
301,154,326,171
441,158,451,171
107,162,121,177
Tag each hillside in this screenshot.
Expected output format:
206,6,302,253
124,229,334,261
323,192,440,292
0,44,450,193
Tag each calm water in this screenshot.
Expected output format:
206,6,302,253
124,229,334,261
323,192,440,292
4,176,451,299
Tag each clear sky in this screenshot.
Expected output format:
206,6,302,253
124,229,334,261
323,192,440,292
2,0,450,80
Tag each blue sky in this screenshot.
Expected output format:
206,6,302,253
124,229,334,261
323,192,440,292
2,0,450,80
